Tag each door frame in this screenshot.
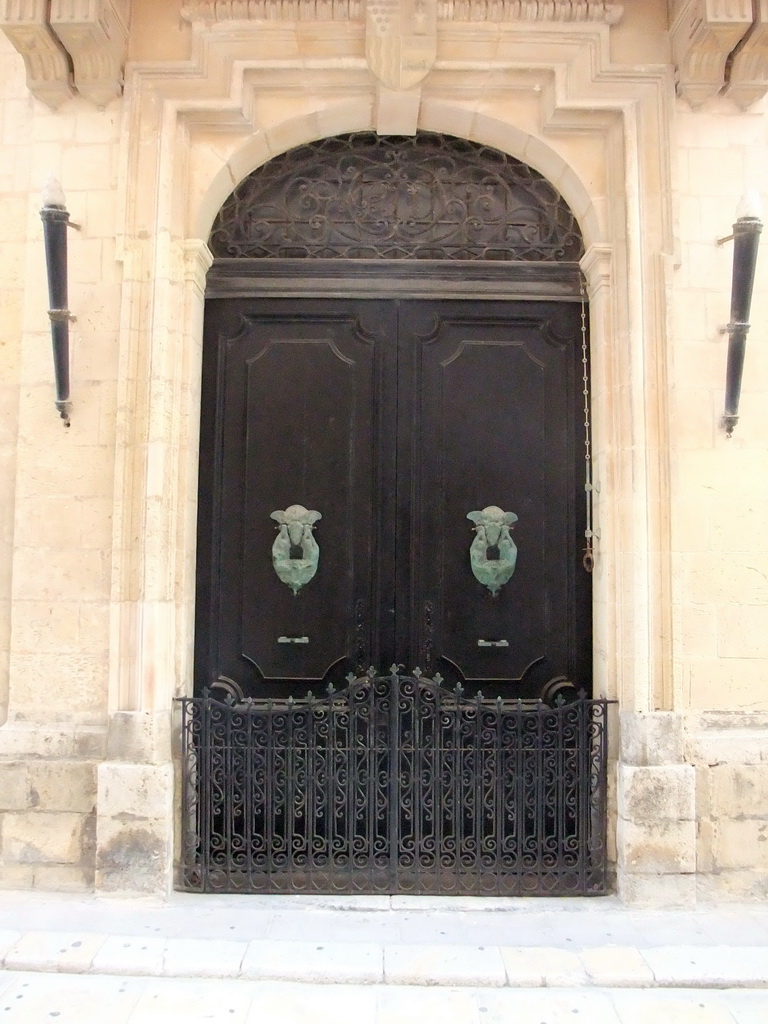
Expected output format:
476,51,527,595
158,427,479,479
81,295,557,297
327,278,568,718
205,258,584,302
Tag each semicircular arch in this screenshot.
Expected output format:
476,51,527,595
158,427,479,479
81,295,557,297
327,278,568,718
193,114,601,255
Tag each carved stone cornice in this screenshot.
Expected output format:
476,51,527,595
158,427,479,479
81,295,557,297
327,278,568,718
0,0,74,110
180,0,362,21
437,0,623,22
50,0,130,108
669,0,753,107
180,0,622,22
723,0,768,108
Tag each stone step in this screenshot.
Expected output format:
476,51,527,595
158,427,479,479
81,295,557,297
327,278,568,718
2,929,768,990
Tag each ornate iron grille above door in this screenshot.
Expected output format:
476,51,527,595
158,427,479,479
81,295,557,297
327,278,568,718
208,132,585,262
178,671,610,895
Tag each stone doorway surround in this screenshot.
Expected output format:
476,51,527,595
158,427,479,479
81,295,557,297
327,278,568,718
8,3,689,900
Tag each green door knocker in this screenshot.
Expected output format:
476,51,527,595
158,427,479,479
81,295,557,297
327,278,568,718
467,505,518,597
270,504,321,595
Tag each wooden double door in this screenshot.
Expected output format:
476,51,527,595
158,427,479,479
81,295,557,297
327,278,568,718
195,295,591,701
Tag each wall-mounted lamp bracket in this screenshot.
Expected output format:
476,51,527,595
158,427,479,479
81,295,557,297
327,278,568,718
718,191,763,437
40,176,75,427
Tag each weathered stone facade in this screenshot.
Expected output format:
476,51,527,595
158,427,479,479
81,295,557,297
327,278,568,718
0,0,767,905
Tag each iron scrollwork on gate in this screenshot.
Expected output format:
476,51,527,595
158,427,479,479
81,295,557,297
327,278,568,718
178,670,611,896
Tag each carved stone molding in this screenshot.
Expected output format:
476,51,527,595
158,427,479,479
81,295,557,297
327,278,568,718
669,0,753,107
180,0,362,21
723,0,768,108
50,0,130,108
0,0,74,110
181,0,622,22
437,0,623,22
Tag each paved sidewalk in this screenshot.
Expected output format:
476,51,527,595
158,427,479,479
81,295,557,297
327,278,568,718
0,892,766,1021
0,972,766,1023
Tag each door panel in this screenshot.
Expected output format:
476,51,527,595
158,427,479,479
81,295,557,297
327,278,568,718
196,296,591,701
405,301,588,692
198,298,397,697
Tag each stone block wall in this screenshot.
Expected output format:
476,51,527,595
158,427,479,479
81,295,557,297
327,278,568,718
688,714,768,900
670,98,768,714
0,760,96,890
0,29,121,892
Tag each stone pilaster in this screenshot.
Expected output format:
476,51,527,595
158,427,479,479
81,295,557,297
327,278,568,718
616,711,697,907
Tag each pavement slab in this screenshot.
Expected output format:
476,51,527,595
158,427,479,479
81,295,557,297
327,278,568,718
579,945,656,987
162,938,248,979
0,932,21,962
0,971,147,1024
0,972,765,1022
641,946,768,988
478,985,622,1023
128,976,256,1024
500,945,588,986
244,980,378,1024
240,938,384,983
91,936,167,977
377,983,482,1024
3,930,107,973
609,988,742,1024
383,943,507,987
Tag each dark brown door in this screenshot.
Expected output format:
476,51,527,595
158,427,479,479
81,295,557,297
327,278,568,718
195,296,591,700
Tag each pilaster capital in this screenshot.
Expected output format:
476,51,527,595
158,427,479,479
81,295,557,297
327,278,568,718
181,239,214,299
580,243,613,297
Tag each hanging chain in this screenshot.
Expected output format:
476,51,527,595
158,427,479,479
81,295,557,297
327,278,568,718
580,278,594,573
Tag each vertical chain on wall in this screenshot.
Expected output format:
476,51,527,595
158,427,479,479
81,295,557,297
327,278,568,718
580,277,594,573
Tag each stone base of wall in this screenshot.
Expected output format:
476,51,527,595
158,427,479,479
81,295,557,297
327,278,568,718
616,710,768,907
0,758,97,892
689,712,768,902
615,712,697,908
92,710,175,895
2,709,767,902
95,761,173,894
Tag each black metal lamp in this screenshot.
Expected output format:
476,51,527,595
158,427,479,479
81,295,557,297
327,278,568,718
718,190,763,437
40,176,77,426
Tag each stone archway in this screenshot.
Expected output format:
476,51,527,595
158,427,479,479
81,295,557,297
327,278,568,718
95,16,675,897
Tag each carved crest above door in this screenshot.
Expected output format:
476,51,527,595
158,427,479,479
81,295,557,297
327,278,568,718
365,0,437,91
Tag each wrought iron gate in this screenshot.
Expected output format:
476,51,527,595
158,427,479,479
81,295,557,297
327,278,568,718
178,670,611,895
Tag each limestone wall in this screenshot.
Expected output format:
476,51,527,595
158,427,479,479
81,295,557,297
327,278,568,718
0,30,120,889
671,98,768,713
